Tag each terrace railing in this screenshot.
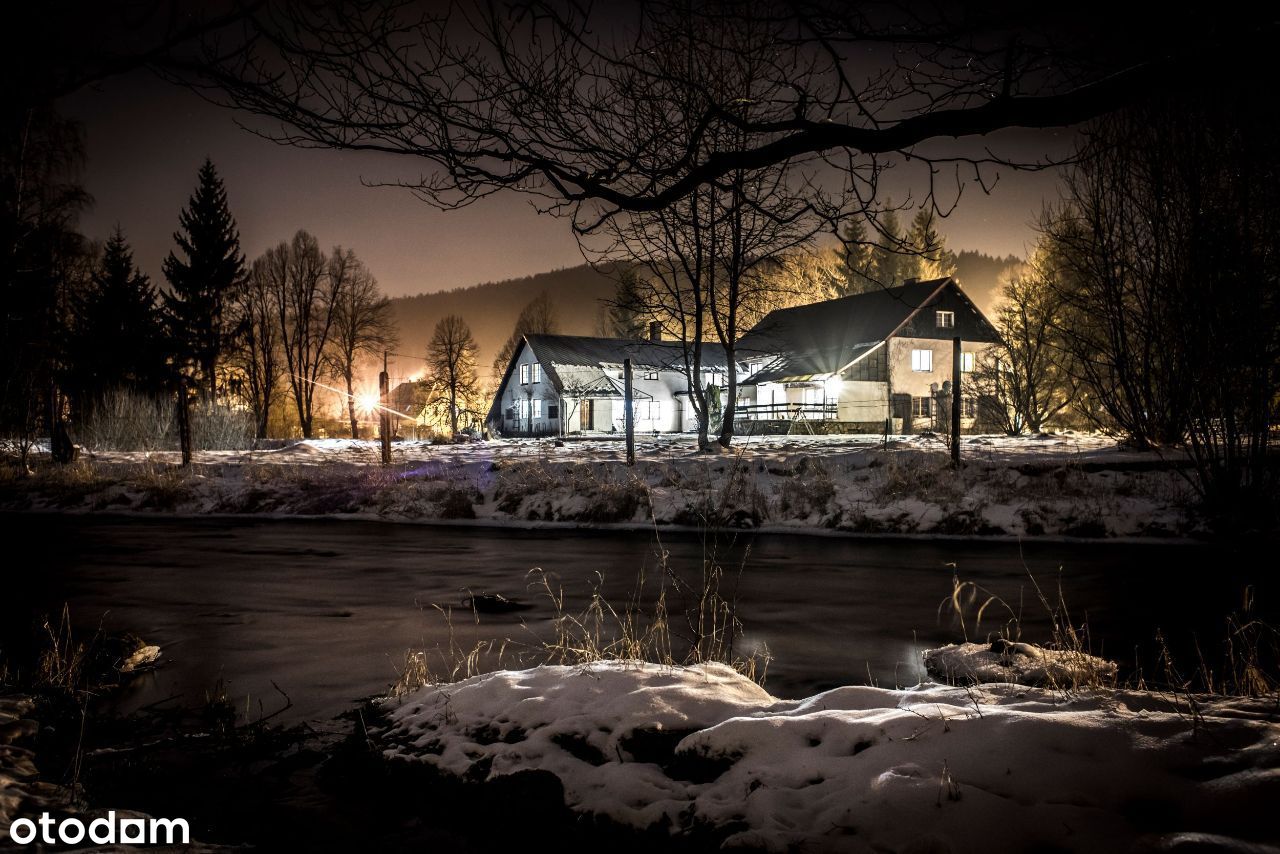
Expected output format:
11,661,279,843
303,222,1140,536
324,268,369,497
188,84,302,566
735,402,838,421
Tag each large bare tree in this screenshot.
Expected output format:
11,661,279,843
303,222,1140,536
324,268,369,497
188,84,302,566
326,248,397,438
267,230,343,439
231,254,283,438
427,314,480,438
166,2,1275,224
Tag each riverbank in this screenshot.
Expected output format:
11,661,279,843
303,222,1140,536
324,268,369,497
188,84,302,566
1,433,1205,540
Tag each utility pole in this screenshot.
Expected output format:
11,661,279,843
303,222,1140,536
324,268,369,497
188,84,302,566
951,336,962,468
379,350,391,466
623,358,635,466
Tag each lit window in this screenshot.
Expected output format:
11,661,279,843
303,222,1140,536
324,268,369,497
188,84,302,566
533,399,543,418
961,352,975,373
648,401,662,420
531,364,542,383
936,311,955,328
911,349,933,372
643,370,658,381
519,364,531,384
516,398,529,419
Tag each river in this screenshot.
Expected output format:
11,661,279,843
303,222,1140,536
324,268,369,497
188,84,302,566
5,514,1268,725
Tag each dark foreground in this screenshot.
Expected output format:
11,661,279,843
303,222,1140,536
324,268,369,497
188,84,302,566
2,513,1273,850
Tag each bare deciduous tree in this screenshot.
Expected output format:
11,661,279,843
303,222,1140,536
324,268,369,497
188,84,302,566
169,2,1274,222
491,291,559,382
427,314,479,438
970,257,1074,434
266,230,342,438
326,249,397,438
230,254,283,438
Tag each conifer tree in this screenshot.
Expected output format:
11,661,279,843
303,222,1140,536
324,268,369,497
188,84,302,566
868,206,908,286
72,228,166,407
906,208,957,280
162,158,246,401
837,217,876,295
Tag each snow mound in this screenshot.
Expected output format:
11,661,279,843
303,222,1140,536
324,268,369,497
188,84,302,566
923,639,1119,687
380,661,1279,852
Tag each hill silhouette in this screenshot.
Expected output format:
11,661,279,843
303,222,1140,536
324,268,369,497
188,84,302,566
388,264,621,376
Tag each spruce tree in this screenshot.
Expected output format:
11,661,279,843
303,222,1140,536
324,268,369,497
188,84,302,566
869,205,908,286
837,217,876,295
162,158,246,401
906,208,957,280
72,228,166,408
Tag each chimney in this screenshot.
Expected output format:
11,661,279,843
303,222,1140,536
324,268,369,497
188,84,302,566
649,320,662,342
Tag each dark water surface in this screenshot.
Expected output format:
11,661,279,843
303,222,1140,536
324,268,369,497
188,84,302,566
5,513,1271,725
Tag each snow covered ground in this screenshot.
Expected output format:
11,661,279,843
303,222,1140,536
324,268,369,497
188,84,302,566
379,661,1280,853
2,432,1201,539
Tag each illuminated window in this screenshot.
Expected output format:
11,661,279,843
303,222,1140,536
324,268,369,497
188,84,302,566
519,364,531,384
533,399,543,418
961,352,975,373
911,349,933,372
936,311,955,328
643,370,658,381
531,364,542,383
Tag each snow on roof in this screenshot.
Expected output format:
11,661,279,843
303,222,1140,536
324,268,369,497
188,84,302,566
380,660,1280,852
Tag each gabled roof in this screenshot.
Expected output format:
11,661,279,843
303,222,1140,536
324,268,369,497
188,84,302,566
738,277,1000,383
525,334,730,391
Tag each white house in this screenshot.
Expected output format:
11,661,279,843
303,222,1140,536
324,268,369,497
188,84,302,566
487,328,731,437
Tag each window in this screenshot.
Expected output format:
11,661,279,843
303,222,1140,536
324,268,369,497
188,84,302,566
911,349,933,372
516,398,529,419
936,310,955,328
912,396,932,418
962,397,977,419
642,369,658,381
533,399,543,419
547,404,559,420
531,364,542,383
643,401,662,420
519,364,531,384
960,352,975,373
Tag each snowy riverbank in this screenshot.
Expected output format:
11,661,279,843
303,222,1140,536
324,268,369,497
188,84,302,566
2,433,1202,539
378,661,1280,853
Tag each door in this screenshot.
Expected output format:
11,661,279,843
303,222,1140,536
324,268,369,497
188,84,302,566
581,399,593,431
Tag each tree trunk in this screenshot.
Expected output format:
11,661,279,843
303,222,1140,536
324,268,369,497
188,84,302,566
718,345,738,448
346,372,359,438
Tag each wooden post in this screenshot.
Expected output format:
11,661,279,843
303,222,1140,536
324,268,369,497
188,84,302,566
951,336,962,468
379,351,391,466
883,417,889,450
177,380,192,467
623,358,635,466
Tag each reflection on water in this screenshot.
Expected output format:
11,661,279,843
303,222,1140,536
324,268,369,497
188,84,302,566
4,514,1269,723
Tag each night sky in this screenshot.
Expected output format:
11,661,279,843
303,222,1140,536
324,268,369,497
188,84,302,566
60,69,1072,299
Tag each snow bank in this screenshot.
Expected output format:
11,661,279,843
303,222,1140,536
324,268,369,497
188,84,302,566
922,640,1119,687
381,662,1280,852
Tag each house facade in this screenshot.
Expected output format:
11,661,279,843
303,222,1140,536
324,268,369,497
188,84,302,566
487,331,730,438
486,277,1001,438
735,277,1002,433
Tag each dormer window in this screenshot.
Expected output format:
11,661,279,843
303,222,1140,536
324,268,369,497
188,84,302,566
936,310,955,329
